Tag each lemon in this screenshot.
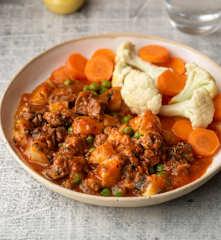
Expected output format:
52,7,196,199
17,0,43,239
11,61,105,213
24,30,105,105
43,0,84,15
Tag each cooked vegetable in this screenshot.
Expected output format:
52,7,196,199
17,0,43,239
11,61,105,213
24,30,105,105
123,126,134,136
86,135,94,145
72,173,81,183
92,48,115,63
43,0,84,14
89,82,100,91
83,85,89,91
100,188,111,196
65,53,87,80
188,128,220,156
134,131,141,139
162,57,186,75
121,115,132,123
160,88,215,128
213,93,221,121
64,80,73,86
113,189,123,196
85,55,114,82
101,80,112,89
100,88,108,94
172,119,193,141
50,66,70,85
170,63,218,104
157,70,186,96
121,70,162,115
139,45,170,64
112,41,168,87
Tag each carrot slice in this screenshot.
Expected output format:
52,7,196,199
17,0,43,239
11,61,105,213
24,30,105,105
188,128,220,157
165,57,186,75
65,53,87,80
85,55,114,82
172,119,193,141
50,66,69,85
139,45,170,63
92,48,115,63
157,70,186,96
213,93,221,121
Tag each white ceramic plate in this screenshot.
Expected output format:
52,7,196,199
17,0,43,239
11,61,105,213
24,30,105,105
1,33,221,207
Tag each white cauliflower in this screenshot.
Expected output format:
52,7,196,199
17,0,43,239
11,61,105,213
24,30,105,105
160,88,215,128
112,41,167,87
121,70,162,115
170,63,218,103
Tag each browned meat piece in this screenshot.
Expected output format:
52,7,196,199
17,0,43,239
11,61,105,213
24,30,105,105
44,152,70,180
103,114,120,128
43,112,72,127
161,129,179,146
103,87,122,112
56,126,66,142
74,91,107,120
95,134,107,146
164,142,194,175
64,135,85,155
48,84,83,103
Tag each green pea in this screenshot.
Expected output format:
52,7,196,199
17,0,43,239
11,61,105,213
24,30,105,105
100,188,111,196
156,164,164,172
101,80,111,89
89,82,100,91
156,171,166,177
91,90,98,95
64,80,73,86
134,131,141,139
72,173,81,183
83,85,89,91
100,88,108,94
121,115,132,124
86,135,94,145
89,147,96,152
149,167,155,174
123,126,134,137
68,126,73,134
113,189,123,197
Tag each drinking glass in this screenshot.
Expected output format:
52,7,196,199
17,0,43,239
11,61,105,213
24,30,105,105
164,0,221,34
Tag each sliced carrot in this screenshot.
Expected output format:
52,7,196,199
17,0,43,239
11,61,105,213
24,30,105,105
50,66,69,85
139,45,170,64
164,57,186,75
172,119,193,141
65,53,88,81
157,70,186,96
85,55,114,82
92,48,115,63
188,128,220,157
213,93,221,121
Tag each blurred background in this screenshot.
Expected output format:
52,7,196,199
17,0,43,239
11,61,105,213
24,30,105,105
1,1,221,240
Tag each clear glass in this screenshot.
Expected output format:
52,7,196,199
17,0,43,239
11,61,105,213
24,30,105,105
165,0,221,34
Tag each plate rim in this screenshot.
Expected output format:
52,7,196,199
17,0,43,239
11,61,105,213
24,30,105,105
1,33,221,206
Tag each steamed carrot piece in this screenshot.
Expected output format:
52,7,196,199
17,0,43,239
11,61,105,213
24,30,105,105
188,128,220,157
139,45,170,64
50,66,69,85
92,48,116,63
65,53,88,80
157,70,186,96
213,93,221,121
85,55,114,82
164,57,186,75
172,119,193,141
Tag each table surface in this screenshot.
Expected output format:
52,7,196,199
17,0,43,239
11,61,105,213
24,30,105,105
1,0,221,239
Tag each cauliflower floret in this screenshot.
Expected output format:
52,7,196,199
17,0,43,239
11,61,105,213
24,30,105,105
121,70,162,115
160,88,215,128
112,41,167,87
170,63,218,104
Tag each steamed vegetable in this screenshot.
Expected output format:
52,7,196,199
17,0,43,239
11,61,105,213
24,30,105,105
121,70,162,115
170,63,218,104
160,88,215,128
112,41,168,87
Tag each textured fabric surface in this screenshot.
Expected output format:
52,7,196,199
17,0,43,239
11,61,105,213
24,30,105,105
1,0,221,239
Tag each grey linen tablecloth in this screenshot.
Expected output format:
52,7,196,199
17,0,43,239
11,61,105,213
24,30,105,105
1,0,221,239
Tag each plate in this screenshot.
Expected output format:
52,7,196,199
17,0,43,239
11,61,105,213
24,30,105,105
1,33,221,207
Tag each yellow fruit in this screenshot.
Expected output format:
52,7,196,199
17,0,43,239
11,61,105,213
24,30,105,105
43,0,84,15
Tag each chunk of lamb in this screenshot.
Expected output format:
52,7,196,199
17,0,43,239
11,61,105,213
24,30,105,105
74,91,107,120
164,142,194,176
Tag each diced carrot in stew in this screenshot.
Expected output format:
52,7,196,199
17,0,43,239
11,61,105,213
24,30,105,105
92,48,115,63
172,119,193,141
